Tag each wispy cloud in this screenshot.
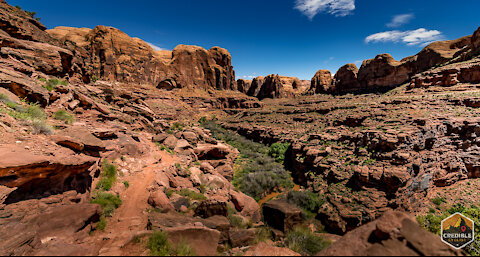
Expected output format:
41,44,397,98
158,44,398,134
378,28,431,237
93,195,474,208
365,28,444,46
146,42,167,51
387,13,414,28
295,0,355,20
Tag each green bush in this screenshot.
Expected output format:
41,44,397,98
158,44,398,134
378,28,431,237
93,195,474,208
156,143,173,154
431,197,447,206
31,120,53,135
90,192,122,217
286,191,325,218
96,160,117,191
269,142,290,164
148,231,195,256
42,78,68,91
54,110,75,124
202,120,293,200
0,100,53,135
123,181,130,188
148,231,171,256
166,122,185,134
167,188,206,201
96,216,107,231
285,226,331,256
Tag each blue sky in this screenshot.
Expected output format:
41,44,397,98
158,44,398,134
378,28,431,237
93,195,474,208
9,0,480,80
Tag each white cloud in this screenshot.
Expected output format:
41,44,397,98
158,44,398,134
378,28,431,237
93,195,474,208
146,42,167,51
387,13,414,28
295,0,355,20
365,28,444,46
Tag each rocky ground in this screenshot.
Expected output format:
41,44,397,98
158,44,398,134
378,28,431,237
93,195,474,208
0,0,479,255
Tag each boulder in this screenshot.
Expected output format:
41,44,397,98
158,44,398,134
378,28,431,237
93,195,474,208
319,211,463,256
59,126,106,157
194,143,232,160
148,190,174,210
194,200,228,218
244,242,301,256
228,228,256,248
0,203,101,256
309,70,333,94
164,226,221,256
229,190,261,222
262,200,303,233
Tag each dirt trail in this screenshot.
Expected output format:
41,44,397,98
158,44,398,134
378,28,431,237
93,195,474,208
95,148,178,256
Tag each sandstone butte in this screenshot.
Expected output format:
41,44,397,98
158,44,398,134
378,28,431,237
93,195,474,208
0,0,480,255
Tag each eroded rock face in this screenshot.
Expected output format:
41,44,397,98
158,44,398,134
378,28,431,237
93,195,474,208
0,145,96,204
48,26,236,90
320,211,462,256
473,27,480,54
236,79,252,94
357,54,414,91
247,74,294,99
333,64,360,93
0,1,59,45
309,70,333,94
0,202,101,256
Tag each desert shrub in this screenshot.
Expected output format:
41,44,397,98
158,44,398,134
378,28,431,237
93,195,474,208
202,120,293,200
285,226,331,256
148,231,195,256
90,192,122,217
54,110,75,124
42,78,67,91
417,204,480,255
31,120,53,135
166,122,185,134
148,231,171,256
431,197,447,206
156,143,173,154
198,116,208,124
286,191,325,218
0,100,54,135
167,188,206,201
269,142,290,164
96,160,117,191
123,181,130,188
254,226,273,244
176,241,195,256
96,216,107,231
0,94,9,103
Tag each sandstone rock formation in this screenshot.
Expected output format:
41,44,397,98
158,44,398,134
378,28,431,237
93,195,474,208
333,64,360,93
309,69,333,94
236,79,252,94
246,74,307,99
308,27,480,95
48,26,236,90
